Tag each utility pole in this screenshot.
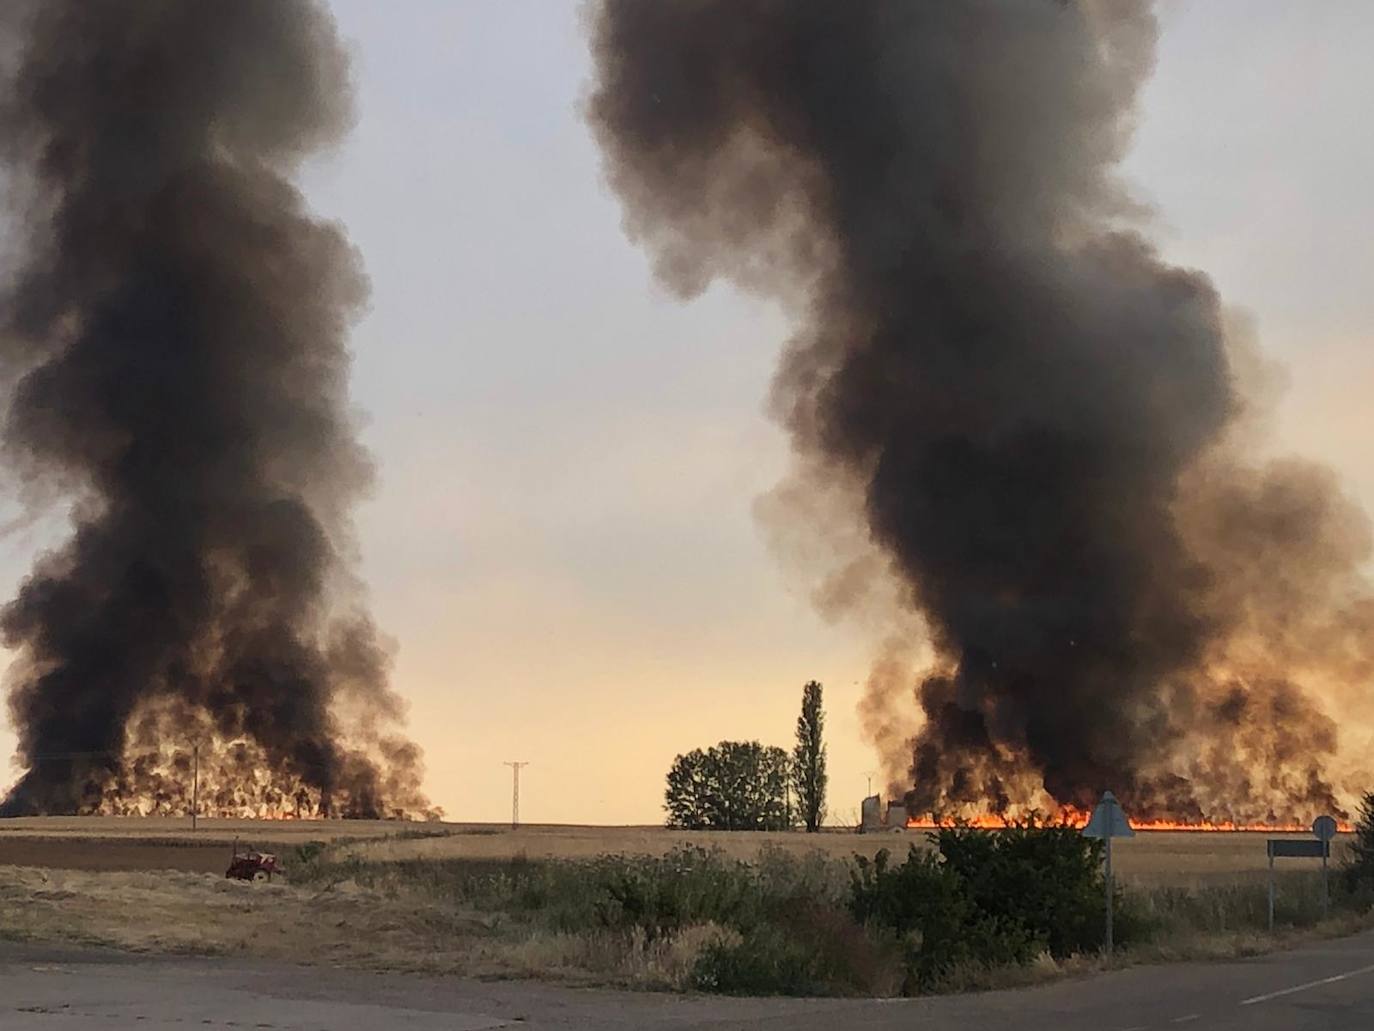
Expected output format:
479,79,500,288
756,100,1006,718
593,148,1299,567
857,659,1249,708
504,762,528,830
191,745,200,832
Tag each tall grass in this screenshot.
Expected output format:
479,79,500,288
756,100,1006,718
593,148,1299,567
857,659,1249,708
1121,868,1374,961
288,836,1374,997
1133,871,1321,935
293,843,896,994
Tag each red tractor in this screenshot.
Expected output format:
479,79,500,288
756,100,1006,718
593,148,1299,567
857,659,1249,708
225,845,281,882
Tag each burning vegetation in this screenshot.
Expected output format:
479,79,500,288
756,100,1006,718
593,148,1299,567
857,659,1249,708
588,0,1374,827
0,1,432,819
900,813,1355,835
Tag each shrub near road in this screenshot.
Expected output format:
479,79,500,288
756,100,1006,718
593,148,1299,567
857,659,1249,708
851,821,1112,991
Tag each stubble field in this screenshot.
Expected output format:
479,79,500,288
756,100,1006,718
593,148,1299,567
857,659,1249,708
0,816,1363,994
0,815,1350,885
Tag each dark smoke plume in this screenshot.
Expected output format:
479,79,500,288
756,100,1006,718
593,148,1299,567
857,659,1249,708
588,1,1374,821
0,1,431,817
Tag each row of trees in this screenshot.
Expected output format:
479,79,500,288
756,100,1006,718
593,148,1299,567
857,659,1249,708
664,680,829,832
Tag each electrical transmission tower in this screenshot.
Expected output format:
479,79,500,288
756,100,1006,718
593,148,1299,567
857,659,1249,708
504,761,529,830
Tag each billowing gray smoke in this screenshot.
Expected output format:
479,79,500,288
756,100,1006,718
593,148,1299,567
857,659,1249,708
588,0,1374,822
0,1,430,817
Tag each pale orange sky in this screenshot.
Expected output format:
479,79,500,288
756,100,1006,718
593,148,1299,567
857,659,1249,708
2,1,1373,824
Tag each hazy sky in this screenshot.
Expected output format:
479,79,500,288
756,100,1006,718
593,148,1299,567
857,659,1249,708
2,1,1372,824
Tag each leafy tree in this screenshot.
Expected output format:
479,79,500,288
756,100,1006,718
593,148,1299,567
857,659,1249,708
791,680,827,832
664,740,790,830
1343,791,1374,891
664,749,714,831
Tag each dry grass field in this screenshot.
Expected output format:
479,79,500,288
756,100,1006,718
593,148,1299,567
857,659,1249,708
336,824,1354,887
0,816,1364,993
0,816,1352,886
0,865,531,977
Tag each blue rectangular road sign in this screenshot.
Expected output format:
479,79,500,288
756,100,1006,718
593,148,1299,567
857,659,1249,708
1268,839,1328,859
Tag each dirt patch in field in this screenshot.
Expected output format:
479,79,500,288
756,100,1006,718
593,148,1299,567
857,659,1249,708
0,815,437,844
0,838,236,874
0,816,457,873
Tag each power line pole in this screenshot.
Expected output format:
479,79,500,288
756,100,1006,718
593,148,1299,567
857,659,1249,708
191,745,200,831
504,761,528,830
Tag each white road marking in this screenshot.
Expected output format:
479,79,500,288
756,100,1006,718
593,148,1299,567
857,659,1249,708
1170,1016,1199,1024
1239,961,1374,1006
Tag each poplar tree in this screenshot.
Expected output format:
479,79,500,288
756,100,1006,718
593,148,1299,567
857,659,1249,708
792,680,827,832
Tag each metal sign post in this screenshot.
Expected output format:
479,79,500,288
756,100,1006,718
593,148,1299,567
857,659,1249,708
1313,815,1338,918
1082,790,1135,955
1106,836,1112,951
1266,815,1337,932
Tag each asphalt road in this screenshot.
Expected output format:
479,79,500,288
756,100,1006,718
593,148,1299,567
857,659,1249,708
3,933,1373,1030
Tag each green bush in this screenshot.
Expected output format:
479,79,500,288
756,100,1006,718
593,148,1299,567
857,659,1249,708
291,840,328,868
850,821,1112,990
691,927,809,995
850,846,1033,990
590,847,762,940
691,901,897,996
936,821,1107,958
1343,791,1374,897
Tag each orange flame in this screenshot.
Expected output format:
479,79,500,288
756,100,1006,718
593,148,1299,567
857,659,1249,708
904,807,1353,833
